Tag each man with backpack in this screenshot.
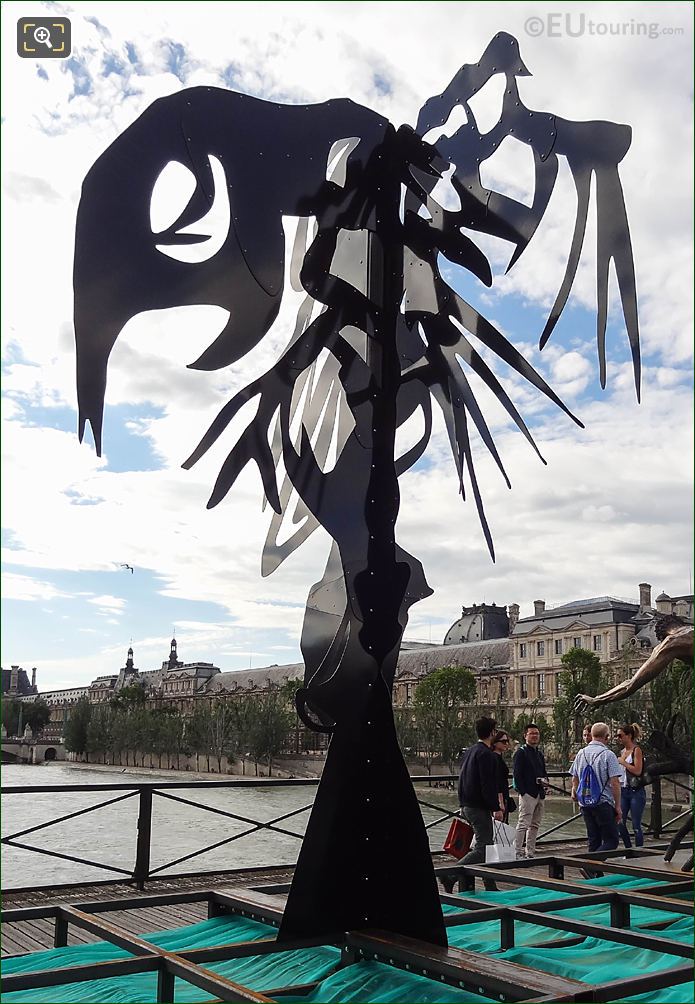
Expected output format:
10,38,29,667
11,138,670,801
570,722,623,862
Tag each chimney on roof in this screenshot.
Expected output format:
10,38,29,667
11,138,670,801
508,603,520,633
31,667,37,689
10,666,19,692
533,600,546,616
638,582,652,610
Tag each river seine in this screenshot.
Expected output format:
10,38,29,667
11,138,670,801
1,762,584,890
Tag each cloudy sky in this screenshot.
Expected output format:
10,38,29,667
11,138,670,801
1,1,692,691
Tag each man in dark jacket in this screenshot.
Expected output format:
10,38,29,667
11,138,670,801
439,716,503,893
457,716,504,860
513,723,549,858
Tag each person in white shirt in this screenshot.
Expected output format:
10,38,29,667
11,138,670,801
617,723,646,848
570,722,622,854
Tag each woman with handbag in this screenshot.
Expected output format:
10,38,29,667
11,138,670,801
492,731,516,822
617,723,646,848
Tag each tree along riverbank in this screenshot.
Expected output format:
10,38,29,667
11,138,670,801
65,749,327,778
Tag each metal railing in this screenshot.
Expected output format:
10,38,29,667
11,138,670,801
2,770,684,893
3,775,462,893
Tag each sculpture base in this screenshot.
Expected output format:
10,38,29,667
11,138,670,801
278,677,447,946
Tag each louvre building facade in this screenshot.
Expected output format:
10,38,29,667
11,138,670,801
11,582,692,743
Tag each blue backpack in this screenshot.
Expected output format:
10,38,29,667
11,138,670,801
577,753,608,807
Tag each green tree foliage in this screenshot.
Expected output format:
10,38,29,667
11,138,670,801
63,698,92,757
206,701,237,772
245,684,295,776
1,698,21,736
552,647,604,765
646,658,692,750
413,665,477,772
22,698,52,735
70,687,299,774
512,707,551,743
393,708,419,761
87,706,114,762
110,683,146,710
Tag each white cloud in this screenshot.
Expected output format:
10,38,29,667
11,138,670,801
1,1,692,686
87,594,126,613
1,573,64,602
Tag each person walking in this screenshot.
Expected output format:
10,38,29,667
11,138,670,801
491,730,514,822
570,722,622,865
617,723,646,848
440,717,503,893
513,723,549,859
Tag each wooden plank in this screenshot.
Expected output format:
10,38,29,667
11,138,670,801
228,889,288,912
60,907,160,956
164,955,275,1003
347,929,585,998
567,856,693,882
1,928,41,957
1,954,160,993
140,903,207,928
12,919,56,951
211,891,284,926
511,907,693,957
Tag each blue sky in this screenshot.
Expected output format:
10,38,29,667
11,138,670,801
1,1,692,689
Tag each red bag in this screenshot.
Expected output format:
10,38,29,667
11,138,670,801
443,817,474,859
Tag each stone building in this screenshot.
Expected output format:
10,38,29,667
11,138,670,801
12,581,692,743
34,686,90,738
392,638,510,709
509,583,693,719
443,603,510,645
1,665,38,696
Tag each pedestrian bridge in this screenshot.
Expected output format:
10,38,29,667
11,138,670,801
1,738,65,764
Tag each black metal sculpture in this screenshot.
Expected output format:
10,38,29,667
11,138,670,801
73,33,640,945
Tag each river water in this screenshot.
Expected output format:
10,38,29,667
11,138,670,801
1,762,589,890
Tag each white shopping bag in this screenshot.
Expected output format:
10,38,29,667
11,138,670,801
492,819,517,845
485,843,516,863
485,819,517,863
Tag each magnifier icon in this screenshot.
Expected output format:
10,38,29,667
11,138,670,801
33,26,52,49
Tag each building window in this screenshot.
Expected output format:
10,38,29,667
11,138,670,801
538,674,546,697
499,677,507,700
572,637,582,649
593,635,602,652
537,641,545,656
519,643,527,658
520,675,528,699
554,639,563,655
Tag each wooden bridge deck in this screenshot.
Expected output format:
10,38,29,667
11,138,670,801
3,847,690,960
1,867,293,958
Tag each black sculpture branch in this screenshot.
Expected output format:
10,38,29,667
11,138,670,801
73,31,641,945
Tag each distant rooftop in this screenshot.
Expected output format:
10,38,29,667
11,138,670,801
547,596,637,611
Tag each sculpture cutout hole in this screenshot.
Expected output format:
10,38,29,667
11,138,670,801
150,160,196,234
467,74,506,134
479,135,536,208
325,137,360,187
430,164,461,213
395,403,426,467
154,156,230,264
422,104,468,145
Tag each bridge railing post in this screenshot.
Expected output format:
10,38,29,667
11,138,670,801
133,787,153,890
